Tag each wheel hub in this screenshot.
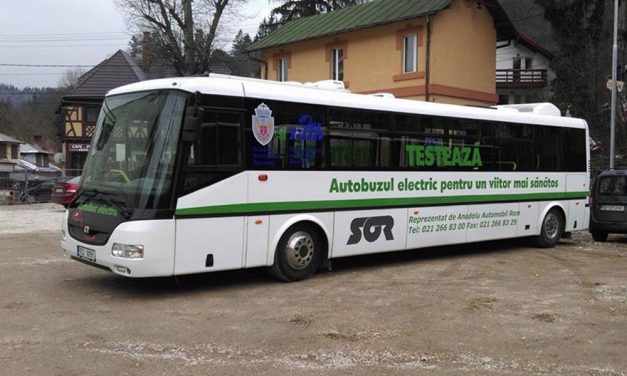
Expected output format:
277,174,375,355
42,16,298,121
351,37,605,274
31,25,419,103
285,231,314,270
544,213,559,239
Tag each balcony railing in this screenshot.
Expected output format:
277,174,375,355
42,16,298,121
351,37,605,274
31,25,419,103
496,69,548,89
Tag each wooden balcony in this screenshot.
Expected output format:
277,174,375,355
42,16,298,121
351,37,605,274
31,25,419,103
496,69,548,89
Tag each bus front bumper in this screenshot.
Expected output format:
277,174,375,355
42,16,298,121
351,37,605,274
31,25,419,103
60,211,175,278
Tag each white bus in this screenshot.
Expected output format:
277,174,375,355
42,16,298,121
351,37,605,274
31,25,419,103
61,75,590,281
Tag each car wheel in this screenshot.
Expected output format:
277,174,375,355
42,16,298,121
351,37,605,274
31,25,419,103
269,223,324,282
591,231,609,242
20,194,35,204
533,208,564,248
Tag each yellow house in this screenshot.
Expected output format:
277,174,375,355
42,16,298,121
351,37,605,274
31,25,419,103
248,0,515,106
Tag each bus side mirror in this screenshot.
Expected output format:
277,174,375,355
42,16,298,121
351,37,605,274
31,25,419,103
182,107,200,143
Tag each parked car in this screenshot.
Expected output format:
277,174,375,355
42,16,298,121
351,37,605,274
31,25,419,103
19,179,59,203
589,169,627,241
51,176,81,207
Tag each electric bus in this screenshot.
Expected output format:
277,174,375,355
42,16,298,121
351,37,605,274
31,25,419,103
61,74,590,281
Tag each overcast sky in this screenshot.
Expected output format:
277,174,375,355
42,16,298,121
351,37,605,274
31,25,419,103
0,0,272,89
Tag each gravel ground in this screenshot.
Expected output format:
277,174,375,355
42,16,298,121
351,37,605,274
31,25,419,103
0,204,626,375
0,203,65,234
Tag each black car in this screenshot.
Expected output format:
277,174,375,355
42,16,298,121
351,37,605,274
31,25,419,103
19,178,68,203
589,169,627,241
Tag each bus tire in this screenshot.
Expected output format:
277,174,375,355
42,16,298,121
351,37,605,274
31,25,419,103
269,223,323,282
591,231,608,242
533,208,564,248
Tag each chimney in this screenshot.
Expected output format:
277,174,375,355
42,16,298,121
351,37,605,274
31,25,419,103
142,31,153,72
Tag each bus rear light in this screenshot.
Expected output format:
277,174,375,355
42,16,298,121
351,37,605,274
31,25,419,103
258,174,268,181
112,243,144,259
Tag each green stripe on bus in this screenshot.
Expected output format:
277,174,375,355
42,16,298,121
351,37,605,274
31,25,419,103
175,191,589,217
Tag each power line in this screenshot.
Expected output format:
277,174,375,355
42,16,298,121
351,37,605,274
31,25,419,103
0,63,95,68
0,31,128,37
0,73,66,76
0,37,129,43
0,44,127,48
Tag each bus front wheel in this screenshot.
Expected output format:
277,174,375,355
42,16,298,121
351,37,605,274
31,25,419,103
270,223,324,282
533,208,564,248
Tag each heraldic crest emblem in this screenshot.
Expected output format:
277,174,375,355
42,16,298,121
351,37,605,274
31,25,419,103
252,103,275,146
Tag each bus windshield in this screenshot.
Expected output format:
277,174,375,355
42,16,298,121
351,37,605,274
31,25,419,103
77,90,187,211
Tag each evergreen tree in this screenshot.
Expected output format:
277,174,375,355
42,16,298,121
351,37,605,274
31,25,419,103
257,0,370,39
534,0,613,163
230,30,260,77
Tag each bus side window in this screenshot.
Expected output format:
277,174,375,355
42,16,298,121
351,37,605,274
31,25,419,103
192,111,242,166
564,128,586,172
328,107,390,170
181,110,243,195
535,126,563,171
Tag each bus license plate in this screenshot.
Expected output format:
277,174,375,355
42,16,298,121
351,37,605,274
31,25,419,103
77,246,96,263
600,205,625,212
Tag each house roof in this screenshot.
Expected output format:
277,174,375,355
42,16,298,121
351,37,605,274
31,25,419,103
0,132,22,144
64,50,147,100
63,50,234,101
16,159,62,174
248,0,516,51
515,32,553,60
20,143,53,155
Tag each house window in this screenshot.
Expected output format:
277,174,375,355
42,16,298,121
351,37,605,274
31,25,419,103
11,145,18,159
513,56,521,70
85,107,99,124
525,58,533,69
403,34,417,73
0,144,6,159
331,48,344,81
513,56,521,82
277,58,288,82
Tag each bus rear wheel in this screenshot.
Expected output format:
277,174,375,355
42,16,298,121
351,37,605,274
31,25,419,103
270,224,323,282
533,208,564,248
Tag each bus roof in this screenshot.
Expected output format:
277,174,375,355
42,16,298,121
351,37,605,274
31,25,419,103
107,74,587,129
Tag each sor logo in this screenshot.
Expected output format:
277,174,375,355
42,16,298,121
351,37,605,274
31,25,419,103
347,216,394,245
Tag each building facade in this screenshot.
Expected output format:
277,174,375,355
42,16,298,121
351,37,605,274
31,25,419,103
496,32,554,105
0,132,21,184
60,50,148,176
249,0,515,106
60,48,232,175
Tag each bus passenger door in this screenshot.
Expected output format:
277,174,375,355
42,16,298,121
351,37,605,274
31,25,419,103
175,109,247,274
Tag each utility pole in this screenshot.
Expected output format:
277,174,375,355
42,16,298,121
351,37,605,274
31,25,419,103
611,0,619,169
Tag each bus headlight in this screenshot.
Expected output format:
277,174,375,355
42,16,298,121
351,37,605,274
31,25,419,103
112,243,144,259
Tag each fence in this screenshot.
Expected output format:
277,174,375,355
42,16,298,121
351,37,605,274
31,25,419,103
0,177,20,205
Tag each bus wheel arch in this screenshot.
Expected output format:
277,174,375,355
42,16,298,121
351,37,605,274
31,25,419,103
534,204,566,248
268,217,330,282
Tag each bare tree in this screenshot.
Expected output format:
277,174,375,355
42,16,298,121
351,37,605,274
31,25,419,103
57,68,86,89
115,0,246,76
